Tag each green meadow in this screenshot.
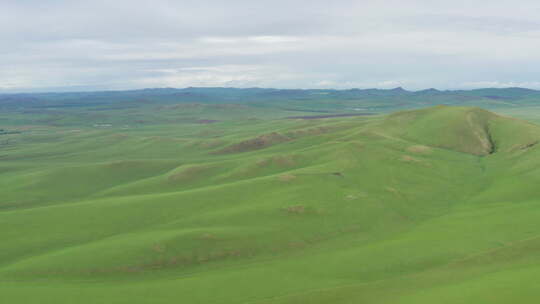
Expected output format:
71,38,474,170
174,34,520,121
3,102,540,303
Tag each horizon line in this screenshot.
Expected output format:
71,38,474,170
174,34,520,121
0,86,538,95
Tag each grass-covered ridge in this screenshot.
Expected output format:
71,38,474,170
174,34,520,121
2,105,540,303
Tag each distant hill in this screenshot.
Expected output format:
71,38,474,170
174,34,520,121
1,87,540,113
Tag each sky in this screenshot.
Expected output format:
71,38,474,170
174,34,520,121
2,0,540,92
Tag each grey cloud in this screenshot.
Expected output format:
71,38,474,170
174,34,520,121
2,0,540,92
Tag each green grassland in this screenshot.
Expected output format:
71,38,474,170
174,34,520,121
2,103,540,303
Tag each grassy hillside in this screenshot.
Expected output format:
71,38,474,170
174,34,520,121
2,105,540,303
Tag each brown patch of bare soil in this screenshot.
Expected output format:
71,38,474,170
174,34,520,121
386,186,400,194
400,154,432,167
167,165,215,183
198,233,219,240
215,132,291,154
406,145,433,154
401,155,421,163
286,126,332,138
277,174,297,182
283,205,306,214
509,141,539,153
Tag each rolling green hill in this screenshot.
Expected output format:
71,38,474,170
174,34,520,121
2,105,540,303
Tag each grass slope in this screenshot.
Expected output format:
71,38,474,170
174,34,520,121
2,106,540,303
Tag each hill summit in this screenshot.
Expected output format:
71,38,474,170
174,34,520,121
382,106,540,156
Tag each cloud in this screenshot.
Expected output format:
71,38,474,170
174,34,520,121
460,81,540,89
136,64,308,88
2,0,540,92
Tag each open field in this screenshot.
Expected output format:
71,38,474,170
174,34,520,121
3,96,540,303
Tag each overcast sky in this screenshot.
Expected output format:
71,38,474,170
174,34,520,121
2,0,540,92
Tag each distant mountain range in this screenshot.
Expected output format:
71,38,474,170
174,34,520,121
1,87,540,112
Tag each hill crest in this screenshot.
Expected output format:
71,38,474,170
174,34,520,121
382,106,540,156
